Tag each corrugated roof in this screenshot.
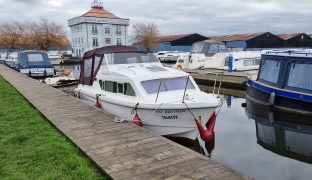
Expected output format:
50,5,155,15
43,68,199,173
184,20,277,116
82,7,120,19
277,33,302,40
156,34,192,43
208,32,267,42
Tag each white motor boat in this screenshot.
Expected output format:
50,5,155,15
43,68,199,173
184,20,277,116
14,51,55,78
48,51,63,65
156,51,186,64
5,51,19,68
174,40,262,71
74,46,222,141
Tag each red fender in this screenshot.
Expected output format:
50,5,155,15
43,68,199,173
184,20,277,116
95,95,102,108
195,112,216,142
132,113,143,127
177,64,183,70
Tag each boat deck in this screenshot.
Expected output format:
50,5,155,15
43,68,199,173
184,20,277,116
184,68,258,91
0,64,249,180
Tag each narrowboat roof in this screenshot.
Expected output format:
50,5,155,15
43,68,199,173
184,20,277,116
264,50,312,58
83,46,139,58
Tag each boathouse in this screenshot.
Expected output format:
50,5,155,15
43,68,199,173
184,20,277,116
68,0,129,58
277,33,312,48
208,32,284,51
152,33,208,52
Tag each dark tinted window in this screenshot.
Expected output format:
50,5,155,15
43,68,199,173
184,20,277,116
124,83,135,96
259,60,281,84
105,81,117,93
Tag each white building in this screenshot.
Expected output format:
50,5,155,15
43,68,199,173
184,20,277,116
68,0,129,58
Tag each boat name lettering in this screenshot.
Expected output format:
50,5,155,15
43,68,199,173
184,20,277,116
156,110,185,113
162,116,178,120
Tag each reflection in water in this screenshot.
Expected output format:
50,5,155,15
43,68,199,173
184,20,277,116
246,99,312,164
173,96,312,180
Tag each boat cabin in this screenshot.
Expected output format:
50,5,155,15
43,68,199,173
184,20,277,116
191,40,227,57
257,51,312,93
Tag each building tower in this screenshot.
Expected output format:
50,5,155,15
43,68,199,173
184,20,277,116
68,0,129,58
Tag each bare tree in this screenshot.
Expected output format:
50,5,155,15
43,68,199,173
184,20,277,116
30,18,66,50
133,23,159,52
0,21,25,49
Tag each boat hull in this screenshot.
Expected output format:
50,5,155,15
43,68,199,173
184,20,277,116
20,68,55,77
246,79,312,119
78,91,216,141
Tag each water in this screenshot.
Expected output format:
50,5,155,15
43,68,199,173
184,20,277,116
192,96,312,180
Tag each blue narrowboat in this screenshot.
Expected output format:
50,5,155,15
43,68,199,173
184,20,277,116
246,50,312,117
14,51,55,78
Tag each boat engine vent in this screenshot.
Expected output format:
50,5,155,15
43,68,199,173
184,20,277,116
145,66,168,72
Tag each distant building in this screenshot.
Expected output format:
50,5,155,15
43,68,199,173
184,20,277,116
68,0,129,58
277,33,312,48
137,33,207,52
208,32,284,51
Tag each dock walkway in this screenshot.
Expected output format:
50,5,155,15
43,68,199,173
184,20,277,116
0,65,249,180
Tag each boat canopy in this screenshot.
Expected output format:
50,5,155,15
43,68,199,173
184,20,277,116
258,51,312,93
191,40,227,56
79,45,138,85
18,51,52,68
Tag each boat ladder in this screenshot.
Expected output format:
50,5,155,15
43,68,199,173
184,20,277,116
212,72,224,96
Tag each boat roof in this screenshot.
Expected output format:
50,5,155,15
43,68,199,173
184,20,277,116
264,50,312,58
84,45,138,58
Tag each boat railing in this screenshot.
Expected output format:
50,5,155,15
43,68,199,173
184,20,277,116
265,50,312,57
212,72,224,95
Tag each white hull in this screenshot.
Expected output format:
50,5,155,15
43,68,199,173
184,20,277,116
49,58,62,65
20,68,55,77
78,91,216,141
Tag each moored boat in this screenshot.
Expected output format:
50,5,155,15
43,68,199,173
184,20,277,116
14,51,55,78
74,45,222,141
246,50,312,117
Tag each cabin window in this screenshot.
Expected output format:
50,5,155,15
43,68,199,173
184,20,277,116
124,83,136,96
243,58,260,66
118,83,124,94
99,80,105,89
178,59,184,63
28,54,44,62
286,63,312,91
141,77,195,94
84,58,93,77
106,53,159,65
105,81,117,93
192,42,204,53
208,44,219,53
219,44,227,52
259,60,281,84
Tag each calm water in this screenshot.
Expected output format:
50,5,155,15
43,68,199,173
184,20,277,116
199,97,312,180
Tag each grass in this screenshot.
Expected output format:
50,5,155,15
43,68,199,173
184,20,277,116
0,76,106,179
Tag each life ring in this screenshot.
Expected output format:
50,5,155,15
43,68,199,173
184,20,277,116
177,64,183,70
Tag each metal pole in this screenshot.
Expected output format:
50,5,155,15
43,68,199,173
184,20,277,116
182,76,189,103
155,79,162,103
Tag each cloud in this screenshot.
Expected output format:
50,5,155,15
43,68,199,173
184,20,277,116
0,0,311,36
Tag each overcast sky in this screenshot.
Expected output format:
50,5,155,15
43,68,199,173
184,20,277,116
1,0,311,37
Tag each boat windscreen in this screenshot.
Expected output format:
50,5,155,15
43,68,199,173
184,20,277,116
105,52,159,65
258,60,281,84
286,63,312,91
192,42,204,53
141,77,195,94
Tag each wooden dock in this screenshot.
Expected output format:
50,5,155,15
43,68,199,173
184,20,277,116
0,65,250,180
184,69,258,91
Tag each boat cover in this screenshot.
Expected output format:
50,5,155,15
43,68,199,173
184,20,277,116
19,51,53,68
79,45,138,85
